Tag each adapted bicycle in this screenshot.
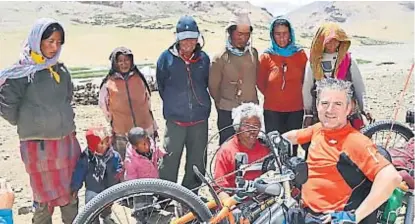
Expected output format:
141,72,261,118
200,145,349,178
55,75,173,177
361,109,414,224
73,130,307,224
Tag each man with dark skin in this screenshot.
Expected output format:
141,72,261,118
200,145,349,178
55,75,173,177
209,10,259,146
214,103,269,200
157,16,211,192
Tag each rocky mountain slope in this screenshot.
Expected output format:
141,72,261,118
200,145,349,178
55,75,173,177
287,1,414,45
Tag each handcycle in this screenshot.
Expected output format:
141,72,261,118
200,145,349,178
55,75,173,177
73,123,414,224
361,109,414,224
361,109,414,149
73,129,309,224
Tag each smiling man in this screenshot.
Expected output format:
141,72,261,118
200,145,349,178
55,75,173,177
283,78,401,224
214,103,269,200
156,16,211,193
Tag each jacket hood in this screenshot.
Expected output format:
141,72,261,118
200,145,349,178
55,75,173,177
108,46,135,75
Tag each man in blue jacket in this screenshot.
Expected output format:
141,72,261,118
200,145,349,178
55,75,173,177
0,179,14,224
156,15,211,193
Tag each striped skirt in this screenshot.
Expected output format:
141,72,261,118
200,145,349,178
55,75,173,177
20,132,81,207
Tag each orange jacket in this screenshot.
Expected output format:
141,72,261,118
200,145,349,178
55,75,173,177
296,123,390,212
257,50,307,112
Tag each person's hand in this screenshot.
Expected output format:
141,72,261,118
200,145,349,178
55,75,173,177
321,210,356,224
364,112,374,123
303,115,314,128
115,170,124,181
71,190,78,199
0,179,15,209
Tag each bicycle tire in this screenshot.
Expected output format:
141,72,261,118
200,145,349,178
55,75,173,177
361,120,414,141
74,179,212,224
404,194,414,224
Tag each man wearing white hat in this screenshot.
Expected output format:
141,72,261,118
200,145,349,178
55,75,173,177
209,9,259,145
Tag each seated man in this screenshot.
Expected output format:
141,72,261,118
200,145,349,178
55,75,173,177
214,103,270,200
283,78,402,224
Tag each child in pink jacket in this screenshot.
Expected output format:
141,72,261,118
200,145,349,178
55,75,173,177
124,127,165,180
124,127,166,222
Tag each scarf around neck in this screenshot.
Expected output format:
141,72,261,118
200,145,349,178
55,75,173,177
88,147,114,182
0,18,63,87
264,16,300,57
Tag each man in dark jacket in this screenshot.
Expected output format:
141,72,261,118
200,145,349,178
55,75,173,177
156,15,211,192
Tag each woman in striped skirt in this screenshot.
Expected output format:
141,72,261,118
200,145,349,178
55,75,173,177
0,18,80,224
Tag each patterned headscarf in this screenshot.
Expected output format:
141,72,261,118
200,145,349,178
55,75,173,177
0,18,64,87
309,22,351,80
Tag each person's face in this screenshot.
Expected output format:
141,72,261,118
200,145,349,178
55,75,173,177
95,136,110,155
116,54,132,73
135,137,150,154
273,25,290,48
40,31,62,59
317,89,352,129
230,24,251,49
179,38,197,55
238,116,261,149
324,38,340,53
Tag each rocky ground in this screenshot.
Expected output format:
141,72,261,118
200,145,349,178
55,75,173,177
0,43,413,223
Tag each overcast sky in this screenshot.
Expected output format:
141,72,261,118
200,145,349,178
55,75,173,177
248,0,315,16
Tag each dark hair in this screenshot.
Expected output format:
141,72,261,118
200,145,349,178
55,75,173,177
128,127,148,146
227,25,253,36
272,19,291,35
41,23,65,44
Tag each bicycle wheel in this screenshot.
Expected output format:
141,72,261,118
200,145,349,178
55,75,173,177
74,179,212,224
361,120,414,149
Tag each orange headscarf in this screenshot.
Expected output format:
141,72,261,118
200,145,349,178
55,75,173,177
309,22,351,80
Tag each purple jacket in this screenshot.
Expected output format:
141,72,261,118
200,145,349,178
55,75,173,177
124,139,166,180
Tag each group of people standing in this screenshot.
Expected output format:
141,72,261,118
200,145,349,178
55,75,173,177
0,9,372,224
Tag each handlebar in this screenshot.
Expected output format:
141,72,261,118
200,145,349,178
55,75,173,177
222,177,284,199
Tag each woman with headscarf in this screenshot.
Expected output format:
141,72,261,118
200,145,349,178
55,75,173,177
99,47,157,161
257,17,308,156
0,18,80,223
302,22,372,129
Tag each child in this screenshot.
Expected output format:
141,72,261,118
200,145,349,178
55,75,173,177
70,127,123,224
124,127,166,222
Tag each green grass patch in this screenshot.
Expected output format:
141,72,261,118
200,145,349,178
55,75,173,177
71,72,107,79
356,58,372,64
69,67,92,72
69,63,155,79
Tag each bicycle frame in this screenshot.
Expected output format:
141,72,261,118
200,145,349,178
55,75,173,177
172,131,301,224
171,177,294,224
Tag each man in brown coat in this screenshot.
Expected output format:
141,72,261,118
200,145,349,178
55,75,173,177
209,10,259,145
